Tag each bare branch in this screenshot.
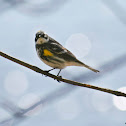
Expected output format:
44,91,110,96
1,52,126,125
0,51,126,97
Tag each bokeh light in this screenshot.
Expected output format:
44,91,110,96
55,98,81,120
65,33,92,58
113,87,126,111
4,70,28,96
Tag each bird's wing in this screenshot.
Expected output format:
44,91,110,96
46,38,77,61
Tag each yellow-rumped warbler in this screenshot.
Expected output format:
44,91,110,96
35,31,99,76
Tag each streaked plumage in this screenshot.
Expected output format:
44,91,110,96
35,31,99,76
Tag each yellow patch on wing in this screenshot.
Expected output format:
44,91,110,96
43,49,53,56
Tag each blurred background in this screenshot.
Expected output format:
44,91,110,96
0,0,126,126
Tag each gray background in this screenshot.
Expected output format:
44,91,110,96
0,0,126,126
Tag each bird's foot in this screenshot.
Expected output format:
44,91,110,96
44,70,50,73
56,76,62,82
43,70,50,77
44,68,56,74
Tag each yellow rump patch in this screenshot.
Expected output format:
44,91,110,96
43,49,53,56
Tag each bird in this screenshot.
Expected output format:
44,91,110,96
35,31,99,76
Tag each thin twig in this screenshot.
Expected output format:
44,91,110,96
1,52,126,125
0,51,126,97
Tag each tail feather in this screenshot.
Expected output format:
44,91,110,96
74,60,100,73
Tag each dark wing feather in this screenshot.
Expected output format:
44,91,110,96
46,37,77,61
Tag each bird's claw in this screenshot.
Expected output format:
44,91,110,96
44,70,50,73
56,76,62,82
43,70,50,77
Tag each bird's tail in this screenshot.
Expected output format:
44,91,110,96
73,60,100,73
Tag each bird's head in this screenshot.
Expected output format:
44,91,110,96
35,31,49,44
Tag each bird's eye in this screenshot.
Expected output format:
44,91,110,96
38,34,41,37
